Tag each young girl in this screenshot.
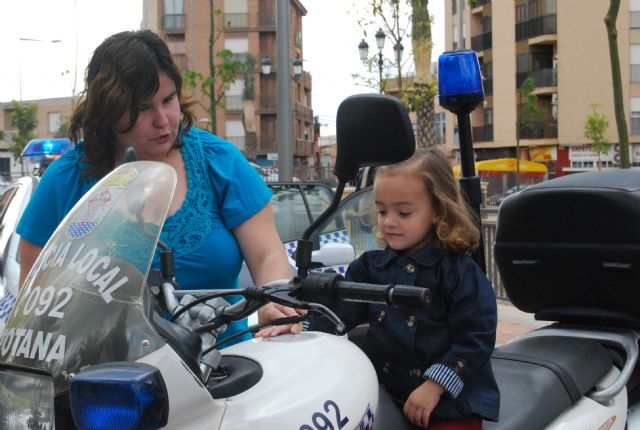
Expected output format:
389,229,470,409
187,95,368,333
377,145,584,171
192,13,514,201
309,148,499,429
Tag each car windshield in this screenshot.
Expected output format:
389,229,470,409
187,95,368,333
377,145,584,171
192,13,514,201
270,183,334,243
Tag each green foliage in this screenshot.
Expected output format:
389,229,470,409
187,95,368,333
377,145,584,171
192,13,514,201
8,100,38,163
584,103,611,157
183,49,247,132
517,77,546,133
0,130,4,140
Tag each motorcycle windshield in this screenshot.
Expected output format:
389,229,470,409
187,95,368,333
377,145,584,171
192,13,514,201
0,161,175,394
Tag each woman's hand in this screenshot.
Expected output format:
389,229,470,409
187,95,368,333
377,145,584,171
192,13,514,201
255,303,306,337
403,379,445,429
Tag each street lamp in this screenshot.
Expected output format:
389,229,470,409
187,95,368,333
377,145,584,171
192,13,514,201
358,28,386,94
260,55,302,79
18,37,62,101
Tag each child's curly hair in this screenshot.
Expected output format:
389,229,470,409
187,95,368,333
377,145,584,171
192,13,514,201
373,148,480,254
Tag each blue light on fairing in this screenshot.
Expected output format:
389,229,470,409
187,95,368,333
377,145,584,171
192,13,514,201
437,50,484,114
22,138,72,157
69,362,169,430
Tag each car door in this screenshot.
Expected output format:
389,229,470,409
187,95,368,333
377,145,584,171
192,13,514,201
0,177,39,333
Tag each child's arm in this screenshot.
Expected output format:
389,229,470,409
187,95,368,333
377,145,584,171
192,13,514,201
414,256,497,416
403,379,445,428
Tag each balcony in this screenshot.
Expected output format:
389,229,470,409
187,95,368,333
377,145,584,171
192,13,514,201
162,14,185,33
295,103,314,122
632,64,640,83
516,68,556,88
258,12,276,27
471,32,492,52
294,138,313,157
259,95,276,111
631,11,640,29
473,124,494,142
225,95,243,111
516,15,557,41
226,136,245,151
518,120,558,139
259,135,276,153
631,117,640,135
224,13,248,28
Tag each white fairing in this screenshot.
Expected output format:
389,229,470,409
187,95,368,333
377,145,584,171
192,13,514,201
544,367,627,430
138,344,226,429
219,332,378,430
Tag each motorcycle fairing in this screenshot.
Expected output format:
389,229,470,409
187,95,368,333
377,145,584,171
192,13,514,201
0,161,176,394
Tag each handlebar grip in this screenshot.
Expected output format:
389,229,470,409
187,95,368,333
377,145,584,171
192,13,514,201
336,281,430,308
298,273,430,308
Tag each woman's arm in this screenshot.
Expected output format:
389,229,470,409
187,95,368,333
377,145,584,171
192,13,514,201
18,238,43,288
233,201,300,336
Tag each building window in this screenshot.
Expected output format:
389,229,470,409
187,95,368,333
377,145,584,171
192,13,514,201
224,0,248,27
632,0,640,28
484,108,493,125
225,80,244,111
225,37,249,63
632,45,640,83
452,0,457,15
632,97,640,135
226,120,245,151
48,112,61,133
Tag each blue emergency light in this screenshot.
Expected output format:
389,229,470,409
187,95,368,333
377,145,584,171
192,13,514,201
69,362,169,430
438,50,484,114
22,138,72,157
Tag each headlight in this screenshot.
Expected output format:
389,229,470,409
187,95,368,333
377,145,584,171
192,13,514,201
0,368,55,430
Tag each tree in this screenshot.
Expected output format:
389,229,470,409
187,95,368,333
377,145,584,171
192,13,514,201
516,77,546,189
409,0,436,148
604,0,630,168
8,101,38,172
54,116,70,138
352,0,437,148
584,103,611,170
182,2,247,134
242,54,258,162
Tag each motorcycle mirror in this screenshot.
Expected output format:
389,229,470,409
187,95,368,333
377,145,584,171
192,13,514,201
333,94,415,181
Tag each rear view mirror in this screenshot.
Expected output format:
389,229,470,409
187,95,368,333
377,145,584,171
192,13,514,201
334,94,415,180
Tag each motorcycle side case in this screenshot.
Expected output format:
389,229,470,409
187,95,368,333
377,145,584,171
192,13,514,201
494,169,640,325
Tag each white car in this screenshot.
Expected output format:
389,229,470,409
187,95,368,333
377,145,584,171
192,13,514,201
0,176,40,334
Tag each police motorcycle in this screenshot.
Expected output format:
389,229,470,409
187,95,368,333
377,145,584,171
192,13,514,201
433,50,640,430
0,94,431,430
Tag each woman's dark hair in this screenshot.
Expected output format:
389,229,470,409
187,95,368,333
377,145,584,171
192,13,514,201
69,30,195,179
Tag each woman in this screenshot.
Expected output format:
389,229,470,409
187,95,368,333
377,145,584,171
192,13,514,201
17,29,298,344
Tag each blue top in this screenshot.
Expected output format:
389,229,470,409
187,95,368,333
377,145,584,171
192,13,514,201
17,127,272,347
308,245,500,422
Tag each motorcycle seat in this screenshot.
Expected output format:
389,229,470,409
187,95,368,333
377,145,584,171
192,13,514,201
484,335,612,430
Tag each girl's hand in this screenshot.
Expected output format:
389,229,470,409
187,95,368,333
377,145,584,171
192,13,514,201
403,379,445,429
255,303,306,337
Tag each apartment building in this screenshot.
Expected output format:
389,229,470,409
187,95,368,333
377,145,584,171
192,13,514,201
142,0,315,171
445,0,640,176
0,97,73,178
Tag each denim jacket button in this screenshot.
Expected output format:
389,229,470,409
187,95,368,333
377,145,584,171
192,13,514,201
383,362,390,373
406,315,416,327
377,310,386,322
404,263,416,274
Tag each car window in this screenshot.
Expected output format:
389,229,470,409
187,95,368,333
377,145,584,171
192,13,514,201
314,187,383,258
0,185,22,259
269,183,334,243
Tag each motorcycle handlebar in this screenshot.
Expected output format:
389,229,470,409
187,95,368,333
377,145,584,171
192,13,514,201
298,272,431,308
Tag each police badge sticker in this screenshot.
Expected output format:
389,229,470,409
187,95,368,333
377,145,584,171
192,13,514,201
66,187,123,239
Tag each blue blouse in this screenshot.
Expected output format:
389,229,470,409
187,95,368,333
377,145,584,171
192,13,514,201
17,127,272,346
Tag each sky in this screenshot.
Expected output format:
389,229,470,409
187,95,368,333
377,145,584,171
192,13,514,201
0,0,444,136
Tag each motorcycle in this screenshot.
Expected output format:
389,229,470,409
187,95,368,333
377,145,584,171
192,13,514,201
0,93,423,430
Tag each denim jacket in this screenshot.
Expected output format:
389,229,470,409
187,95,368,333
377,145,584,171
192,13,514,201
308,246,500,422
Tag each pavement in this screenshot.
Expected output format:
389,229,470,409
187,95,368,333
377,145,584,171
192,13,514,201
496,300,547,347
